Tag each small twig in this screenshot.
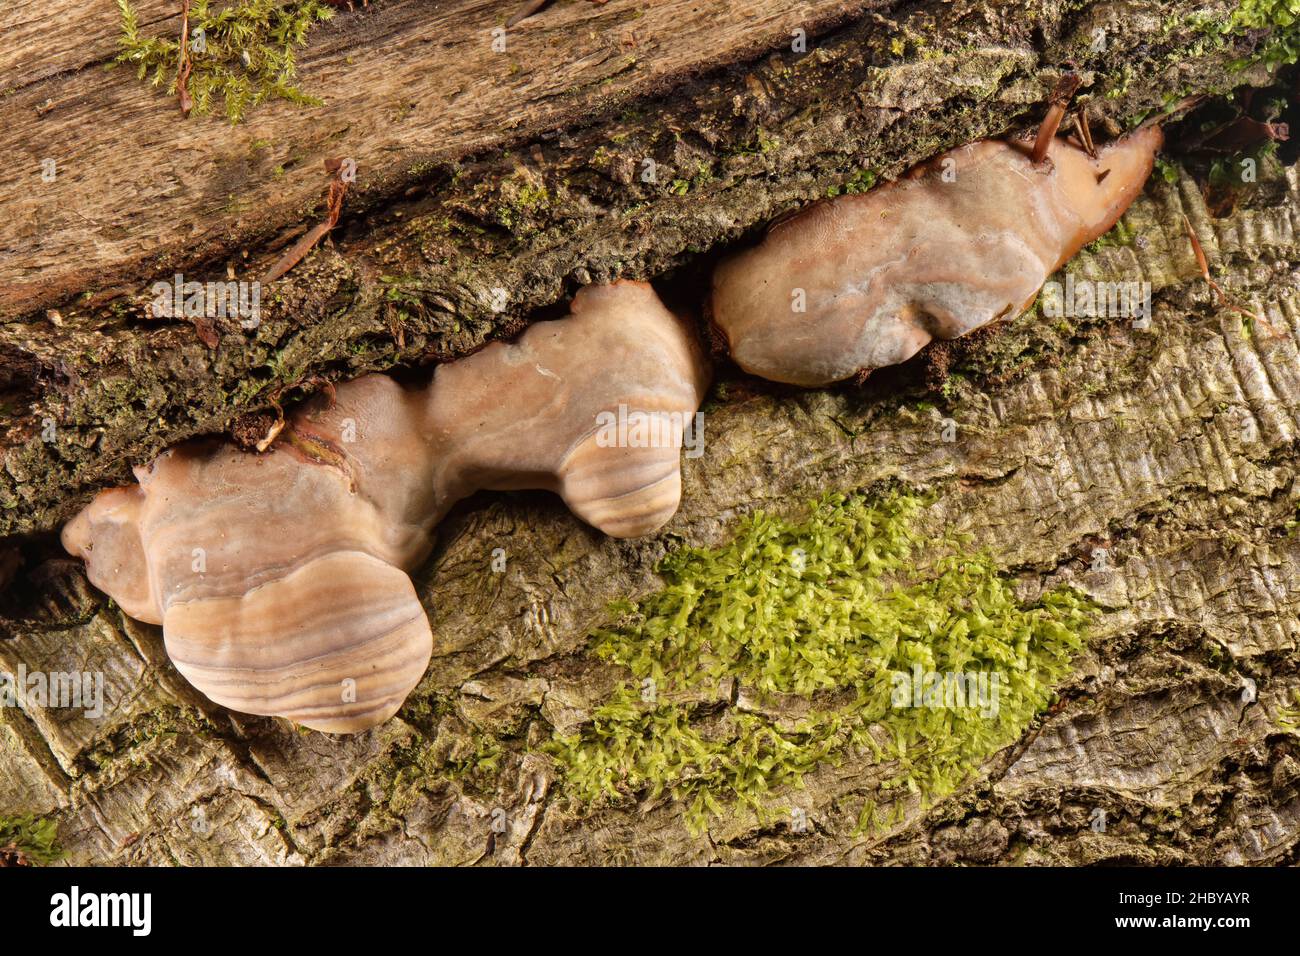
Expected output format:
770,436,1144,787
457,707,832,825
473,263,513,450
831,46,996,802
256,375,339,452
508,0,609,28
1138,93,1207,130
1196,116,1291,154
260,159,352,283
254,409,286,453
178,0,193,116
507,0,549,27
289,374,339,410
1030,73,1081,165
1071,108,1096,159
1182,214,1276,335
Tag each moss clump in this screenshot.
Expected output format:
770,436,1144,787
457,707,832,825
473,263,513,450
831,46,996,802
1083,216,1137,254
494,173,553,229
113,0,335,123
548,490,1094,834
0,814,62,865
1219,0,1300,68
826,168,878,198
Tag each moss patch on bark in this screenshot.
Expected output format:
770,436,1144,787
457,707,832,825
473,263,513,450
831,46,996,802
547,489,1096,833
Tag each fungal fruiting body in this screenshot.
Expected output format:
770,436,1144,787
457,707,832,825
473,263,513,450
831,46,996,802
708,125,1163,386
62,381,439,735
63,281,709,733
61,116,1159,734
426,281,709,538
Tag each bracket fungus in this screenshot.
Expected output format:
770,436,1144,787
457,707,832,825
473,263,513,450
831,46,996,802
63,281,709,732
708,124,1164,386
427,281,709,538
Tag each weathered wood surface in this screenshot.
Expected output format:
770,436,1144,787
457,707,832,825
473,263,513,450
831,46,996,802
2,0,1299,866
4,0,888,310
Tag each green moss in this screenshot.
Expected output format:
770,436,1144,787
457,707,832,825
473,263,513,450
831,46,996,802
1278,690,1300,730
843,167,878,194
1208,138,1281,193
113,0,335,124
1084,216,1136,254
1104,62,1134,100
548,489,1095,834
495,175,552,229
939,371,966,403
1224,0,1300,68
366,704,508,814
753,130,781,154
446,736,505,781
665,161,715,196
515,182,549,208
0,814,62,865
826,168,877,198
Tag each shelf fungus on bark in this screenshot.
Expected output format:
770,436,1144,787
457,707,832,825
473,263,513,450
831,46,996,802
62,281,709,733
708,124,1163,387
426,280,709,538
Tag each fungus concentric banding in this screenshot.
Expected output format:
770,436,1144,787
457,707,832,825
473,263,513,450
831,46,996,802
426,281,709,538
164,551,432,734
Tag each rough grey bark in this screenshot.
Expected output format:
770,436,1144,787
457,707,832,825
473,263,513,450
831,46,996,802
2,0,1299,865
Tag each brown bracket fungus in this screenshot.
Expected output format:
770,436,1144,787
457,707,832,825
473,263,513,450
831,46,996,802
62,394,437,735
60,93,1159,735
425,281,709,538
63,281,709,733
708,124,1164,386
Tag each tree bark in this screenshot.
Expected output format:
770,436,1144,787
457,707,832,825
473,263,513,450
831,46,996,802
2,0,1299,865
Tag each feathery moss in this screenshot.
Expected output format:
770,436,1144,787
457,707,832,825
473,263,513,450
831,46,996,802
113,0,335,124
548,490,1095,834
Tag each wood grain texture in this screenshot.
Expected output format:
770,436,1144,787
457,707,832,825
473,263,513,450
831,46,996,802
0,0,1294,866
0,0,877,314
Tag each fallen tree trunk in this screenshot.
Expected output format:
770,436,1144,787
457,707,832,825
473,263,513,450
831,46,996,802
2,0,1299,865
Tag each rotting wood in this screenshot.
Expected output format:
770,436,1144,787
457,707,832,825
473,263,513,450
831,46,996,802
3,155,1300,864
